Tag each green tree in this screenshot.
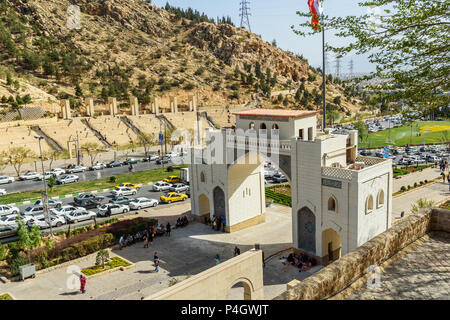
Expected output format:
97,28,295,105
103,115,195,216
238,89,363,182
81,142,104,166
47,176,56,192
353,120,369,142
293,0,449,110
75,83,83,97
137,132,156,156
95,249,110,269
16,218,42,261
6,73,12,85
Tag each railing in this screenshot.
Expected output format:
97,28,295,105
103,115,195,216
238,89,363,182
225,134,291,154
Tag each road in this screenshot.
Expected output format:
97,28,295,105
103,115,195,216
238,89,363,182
0,160,176,194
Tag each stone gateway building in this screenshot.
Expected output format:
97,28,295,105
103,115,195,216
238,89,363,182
189,109,393,265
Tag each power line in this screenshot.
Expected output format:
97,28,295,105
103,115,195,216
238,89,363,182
335,57,341,79
239,0,252,32
348,59,354,78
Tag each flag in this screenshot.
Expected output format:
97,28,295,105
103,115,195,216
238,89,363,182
308,0,323,30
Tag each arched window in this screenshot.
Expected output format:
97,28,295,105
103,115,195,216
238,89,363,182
260,123,267,130
200,171,205,182
249,122,255,130
271,123,279,130
366,195,374,214
377,189,385,208
328,196,337,212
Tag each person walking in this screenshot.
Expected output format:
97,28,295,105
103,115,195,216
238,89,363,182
215,254,220,265
80,275,86,294
143,234,149,248
166,222,171,237
154,259,160,273
234,246,240,257
119,235,124,250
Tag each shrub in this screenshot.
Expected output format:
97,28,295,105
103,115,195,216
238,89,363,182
9,256,30,276
424,179,428,183
400,186,406,191
166,166,174,172
419,181,424,185
407,185,411,190
109,176,117,183
414,182,418,188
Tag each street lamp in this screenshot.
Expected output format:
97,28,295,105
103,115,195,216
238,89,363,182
34,135,53,236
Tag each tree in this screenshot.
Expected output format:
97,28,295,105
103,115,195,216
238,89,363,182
42,150,58,170
16,217,42,261
47,176,56,192
137,132,156,157
1,146,34,176
6,73,12,86
75,83,83,97
81,142,104,166
293,0,449,110
353,120,369,142
95,249,110,269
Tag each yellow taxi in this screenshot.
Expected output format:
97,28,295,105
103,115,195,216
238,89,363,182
163,176,181,184
160,192,188,204
114,182,142,190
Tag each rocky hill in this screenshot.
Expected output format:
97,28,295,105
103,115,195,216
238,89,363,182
0,0,364,117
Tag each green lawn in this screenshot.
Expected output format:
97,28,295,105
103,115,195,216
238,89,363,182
0,293,13,300
0,165,187,204
81,256,131,276
359,121,450,148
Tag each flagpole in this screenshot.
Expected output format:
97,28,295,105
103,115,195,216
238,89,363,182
321,12,326,130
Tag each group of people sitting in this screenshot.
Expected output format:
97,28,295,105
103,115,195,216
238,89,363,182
120,231,146,248
281,253,316,272
176,216,189,228
204,216,226,232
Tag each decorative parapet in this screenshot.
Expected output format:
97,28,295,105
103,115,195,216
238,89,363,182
322,167,353,181
356,156,388,166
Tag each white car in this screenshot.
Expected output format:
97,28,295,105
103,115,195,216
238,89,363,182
91,162,106,170
0,176,14,184
33,199,63,209
111,187,138,197
152,181,172,192
0,205,20,217
51,205,85,216
50,168,66,176
169,183,189,193
19,172,42,181
97,204,130,217
36,172,54,181
57,174,79,184
65,210,97,224
22,206,45,219
0,214,32,228
27,215,66,229
129,197,159,210
66,166,86,173
0,189,6,196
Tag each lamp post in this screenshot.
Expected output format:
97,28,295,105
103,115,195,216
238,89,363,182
34,135,53,236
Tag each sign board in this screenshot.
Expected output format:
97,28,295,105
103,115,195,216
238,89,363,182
322,178,342,189
384,146,390,159
159,133,164,145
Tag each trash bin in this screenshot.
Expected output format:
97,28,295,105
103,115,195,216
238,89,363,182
19,263,36,281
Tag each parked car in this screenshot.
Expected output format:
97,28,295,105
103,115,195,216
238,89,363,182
97,204,130,217
107,161,123,168
129,197,158,210
37,172,54,181
111,187,138,197
89,162,106,170
65,210,97,224
0,205,20,216
108,196,135,206
33,199,63,209
272,173,288,183
152,181,172,192
169,183,189,193
124,158,140,165
156,158,169,165
0,214,31,228
51,205,83,216
74,193,105,205
0,224,17,239
77,199,103,210
57,174,79,185
19,171,42,181
66,165,86,173
184,186,190,198
143,155,159,162
27,215,66,229
163,176,181,184
114,183,142,190
0,189,6,196
0,176,14,184
49,168,66,176
160,192,188,204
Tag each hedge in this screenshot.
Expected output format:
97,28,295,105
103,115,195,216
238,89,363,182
265,189,292,207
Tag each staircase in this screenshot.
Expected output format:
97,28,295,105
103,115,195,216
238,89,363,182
200,112,217,129
30,126,65,152
80,119,112,147
120,116,144,136
156,114,175,130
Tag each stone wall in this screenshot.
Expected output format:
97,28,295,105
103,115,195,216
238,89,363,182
282,208,450,300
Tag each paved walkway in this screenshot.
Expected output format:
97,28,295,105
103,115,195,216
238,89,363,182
344,232,450,300
393,167,444,193
0,204,305,300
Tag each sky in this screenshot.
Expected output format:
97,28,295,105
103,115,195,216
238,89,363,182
152,0,377,74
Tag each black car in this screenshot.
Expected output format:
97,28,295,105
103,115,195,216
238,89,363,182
107,161,123,168
74,193,105,205
156,158,170,165
77,198,102,209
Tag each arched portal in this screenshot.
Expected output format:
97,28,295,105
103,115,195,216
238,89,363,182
198,194,210,217
298,207,316,253
321,228,342,265
213,186,226,219
225,278,253,300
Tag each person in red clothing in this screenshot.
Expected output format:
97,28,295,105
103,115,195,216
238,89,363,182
80,275,86,294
